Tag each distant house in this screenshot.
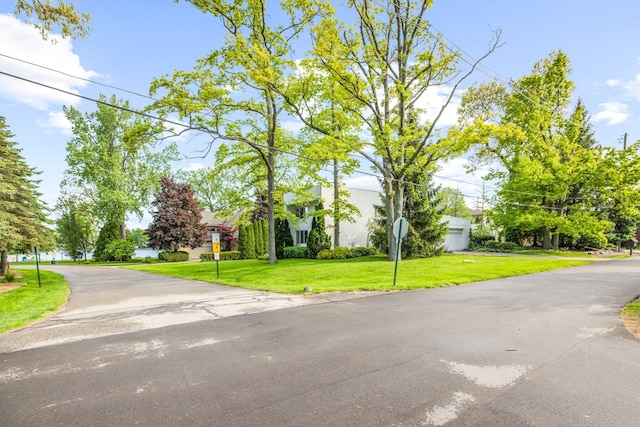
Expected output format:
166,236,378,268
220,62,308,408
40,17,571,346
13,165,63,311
285,185,472,251
284,185,379,248
181,211,240,260
441,215,471,252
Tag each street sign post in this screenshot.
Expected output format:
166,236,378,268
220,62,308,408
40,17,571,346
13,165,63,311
212,232,221,278
32,246,41,288
392,217,409,286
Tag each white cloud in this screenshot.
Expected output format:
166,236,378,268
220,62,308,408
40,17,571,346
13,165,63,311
37,110,72,134
0,14,97,110
281,119,305,134
593,102,630,126
344,174,381,192
624,74,640,101
605,79,620,87
436,157,493,203
181,162,205,172
416,85,462,127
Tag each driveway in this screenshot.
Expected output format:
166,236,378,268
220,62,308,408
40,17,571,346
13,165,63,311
0,264,371,352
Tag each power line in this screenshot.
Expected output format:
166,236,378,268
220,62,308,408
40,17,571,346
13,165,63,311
0,52,156,102
0,57,580,204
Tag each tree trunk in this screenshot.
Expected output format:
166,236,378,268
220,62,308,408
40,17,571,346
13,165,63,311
542,227,552,250
0,250,8,276
267,146,277,265
551,233,559,251
384,176,395,261
333,158,340,248
385,173,405,262
120,222,126,240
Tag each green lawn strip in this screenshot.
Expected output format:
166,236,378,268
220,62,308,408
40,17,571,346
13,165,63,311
0,269,70,334
623,298,640,317
512,249,628,258
126,254,591,294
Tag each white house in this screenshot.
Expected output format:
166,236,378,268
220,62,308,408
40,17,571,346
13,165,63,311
284,185,379,248
441,215,471,252
284,185,471,251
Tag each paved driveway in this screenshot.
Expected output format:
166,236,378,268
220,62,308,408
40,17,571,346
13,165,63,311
0,265,370,352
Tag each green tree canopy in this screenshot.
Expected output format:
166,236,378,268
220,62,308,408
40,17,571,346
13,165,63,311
455,52,632,250
150,0,327,264
304,0,500,260
0,116,53,275
14,0,91,40
63,94,178,239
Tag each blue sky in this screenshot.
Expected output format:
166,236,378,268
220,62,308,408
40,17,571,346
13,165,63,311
1,1,639,225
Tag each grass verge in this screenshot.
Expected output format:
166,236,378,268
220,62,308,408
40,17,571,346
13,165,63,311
0,269,70,334
622,298,640,339
512,249,628,258
126,253,591,294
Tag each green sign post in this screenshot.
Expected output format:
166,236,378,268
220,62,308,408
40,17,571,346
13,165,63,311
32,246,42,288
392,217,409,286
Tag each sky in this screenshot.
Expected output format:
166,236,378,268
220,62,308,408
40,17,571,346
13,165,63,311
1,0,639,227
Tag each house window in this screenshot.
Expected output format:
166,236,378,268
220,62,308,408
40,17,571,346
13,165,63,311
296,230,309,245
296,207,306,219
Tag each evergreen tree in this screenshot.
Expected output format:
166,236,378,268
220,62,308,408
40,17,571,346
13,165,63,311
146,176,208,252
307,202,331,258
370,174,446,258
402,177,447,258
0,116,52,275
93,220,121,261
253,220,264,256
274,218,293,259
238,224,257,259
260,219,268,255
237,225,249,259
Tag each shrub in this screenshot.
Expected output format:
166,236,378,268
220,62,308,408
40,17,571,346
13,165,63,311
158,251,189,262
317,247,352,259
484,241,518,251
470,231,495,248
105,239,137,262
349,246,378,257
283,246,308,259
200,251,241,261
2,271,17,283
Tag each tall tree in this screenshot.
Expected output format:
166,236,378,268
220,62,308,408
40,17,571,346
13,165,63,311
64,94,177,240
371,171,447,258
0,116,52,275
456,52,619,250
297,0,500,260
14,0,91,40
150,1,326,264
439,187,471,218
55,195,97,261
146,176,208,252
176,166,248,214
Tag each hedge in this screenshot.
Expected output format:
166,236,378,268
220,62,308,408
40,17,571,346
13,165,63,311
283,246,309,259
158,251,189,262
200,251,241,261
349,246,378,257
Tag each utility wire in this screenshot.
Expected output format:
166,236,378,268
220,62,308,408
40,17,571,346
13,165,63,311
0,46,578,208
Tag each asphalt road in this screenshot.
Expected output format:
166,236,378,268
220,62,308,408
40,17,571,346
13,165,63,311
1,258,639,426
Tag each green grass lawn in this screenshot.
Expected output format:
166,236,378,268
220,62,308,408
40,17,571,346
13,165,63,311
126,254,592,294
512,248,628,258
0,269,70,334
